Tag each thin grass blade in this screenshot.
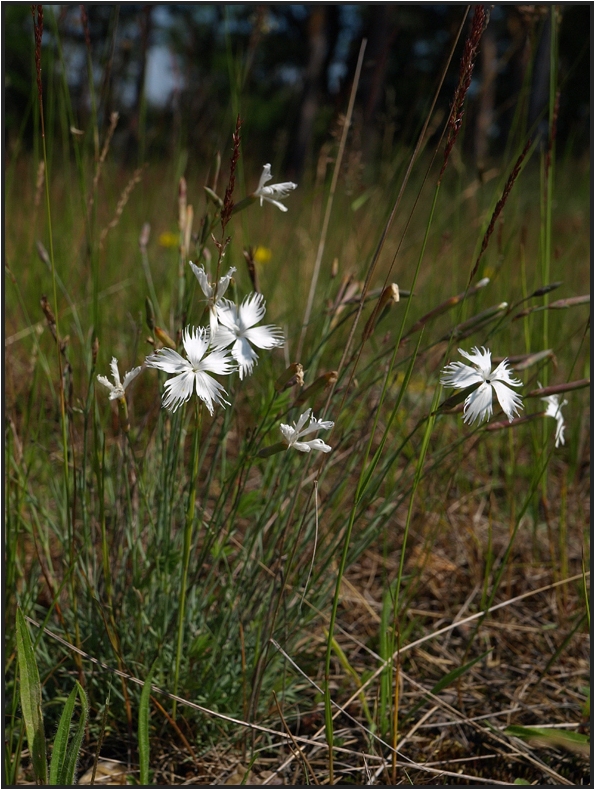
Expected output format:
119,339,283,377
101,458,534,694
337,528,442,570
49,684,78,785
61,683,88,785
139,665,154,785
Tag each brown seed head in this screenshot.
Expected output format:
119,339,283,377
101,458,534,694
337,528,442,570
31,5,44,103
439,5,487,182
469,137,532,284
221,115,242,233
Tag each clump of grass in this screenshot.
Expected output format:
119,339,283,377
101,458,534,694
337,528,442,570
4,7,590,787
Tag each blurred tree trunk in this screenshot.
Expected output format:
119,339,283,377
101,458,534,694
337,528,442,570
289,6,330,177
362,7,397,125
355,6,398,162
126,4,153,161
528,14,551,144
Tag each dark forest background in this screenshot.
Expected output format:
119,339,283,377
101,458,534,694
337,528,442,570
4,4,591,177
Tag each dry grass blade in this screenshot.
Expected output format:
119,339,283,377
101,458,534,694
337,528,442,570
267,640,520,788
332,572,590,718
525,379,589,398
272,691,320,785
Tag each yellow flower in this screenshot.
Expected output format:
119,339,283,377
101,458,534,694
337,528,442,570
158,231,179,248
254,246,272,264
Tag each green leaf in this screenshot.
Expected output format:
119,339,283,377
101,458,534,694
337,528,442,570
513,778,531,785
62,683,88,785
138,665,154,785
505,725,590,757
15,608,47,785
49,685,78,785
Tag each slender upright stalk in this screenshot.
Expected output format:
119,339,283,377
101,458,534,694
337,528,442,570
173,399,202,719
32,7,79,647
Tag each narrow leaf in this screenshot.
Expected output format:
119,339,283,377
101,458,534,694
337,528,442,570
434,381,481,414
49,685,78,785
505,725,590,757
16,607,47,785
62,683,88,785
139,666,154,785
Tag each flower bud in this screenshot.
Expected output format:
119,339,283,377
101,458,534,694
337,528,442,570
154,326,177,350
275,363,304,393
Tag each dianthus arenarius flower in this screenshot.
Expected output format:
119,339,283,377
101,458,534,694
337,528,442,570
280,409,334,453
539,382,567,447
146,326,234,414
211,293,284,379
189,262,236,335
441,346,523,425
253,164,297,212
97,357,142,400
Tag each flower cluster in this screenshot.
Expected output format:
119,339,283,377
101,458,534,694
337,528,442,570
95,165,322,448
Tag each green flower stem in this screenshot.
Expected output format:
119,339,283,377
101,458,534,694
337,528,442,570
173,399,202,719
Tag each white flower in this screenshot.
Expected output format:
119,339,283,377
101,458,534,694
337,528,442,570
211,293,284,380
441,346,523,425
189,262,236,334
97,357,142,400
253,164,297,212
539,383,567,447
280,409,334,453
146,326,234,414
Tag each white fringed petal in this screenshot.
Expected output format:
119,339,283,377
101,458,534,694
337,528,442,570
463,383,493,425
540,385,567,447
441,346,524,426
492,380,523,422
253,164,297,211
279,409,334,453
213,292,284,378
145,325,233,413
97,357,142,401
